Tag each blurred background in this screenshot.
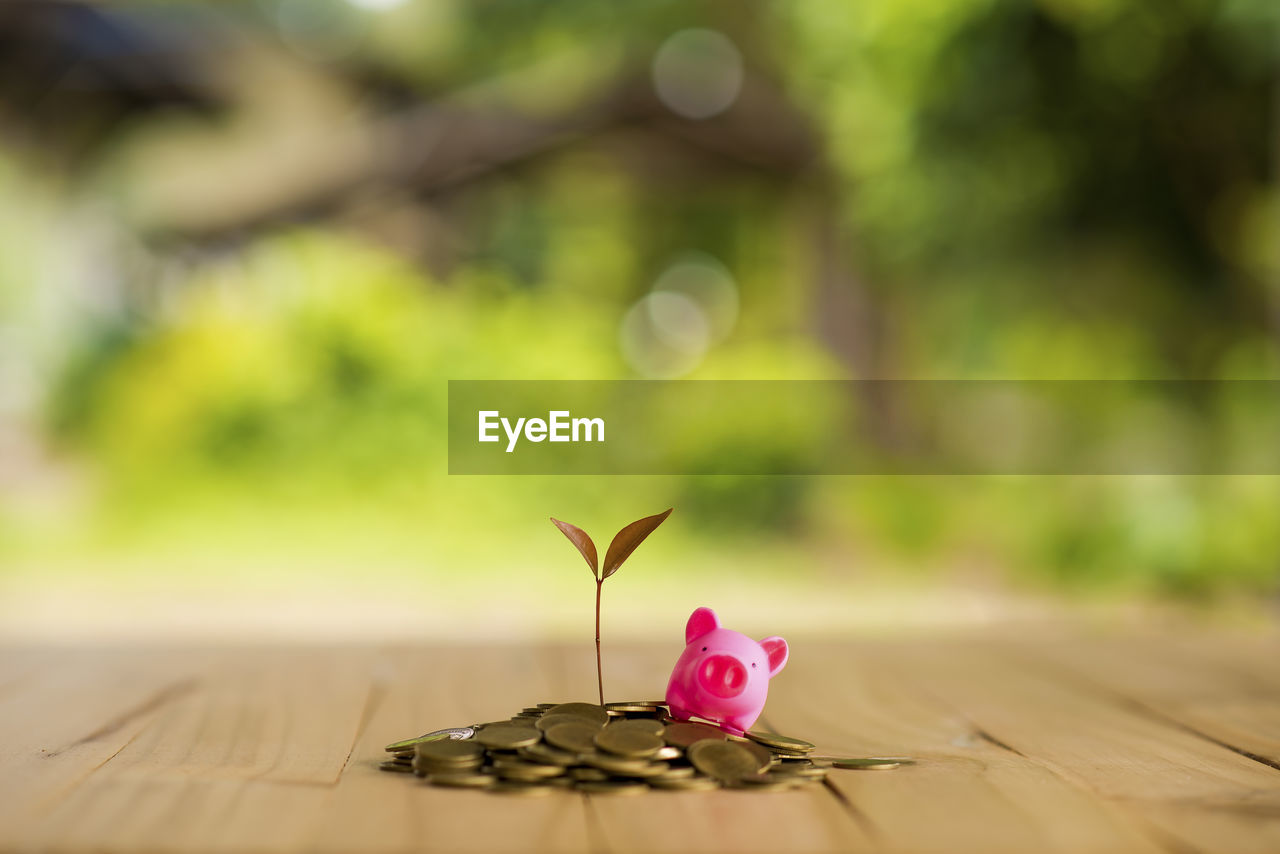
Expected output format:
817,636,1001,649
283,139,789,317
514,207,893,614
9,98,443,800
0,0,1277,642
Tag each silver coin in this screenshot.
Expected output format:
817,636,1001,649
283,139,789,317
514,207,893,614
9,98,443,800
426,727,476,740
383,726,475,752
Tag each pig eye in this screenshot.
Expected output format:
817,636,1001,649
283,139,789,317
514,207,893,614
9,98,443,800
751,663,757,668
701,647,707,652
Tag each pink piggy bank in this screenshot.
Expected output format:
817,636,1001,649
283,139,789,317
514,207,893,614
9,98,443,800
665,606,789,735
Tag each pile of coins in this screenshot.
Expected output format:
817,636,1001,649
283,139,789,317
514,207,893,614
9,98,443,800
380,700,908,796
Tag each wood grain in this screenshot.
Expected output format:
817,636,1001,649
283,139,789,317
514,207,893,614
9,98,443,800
0,648,197,835
310,645,595,854
1012,633,1280,766
0,633,1276,853
764,641,1165,854
879,637,1280,854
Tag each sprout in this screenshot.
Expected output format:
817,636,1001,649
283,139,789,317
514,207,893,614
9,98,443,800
550,509,673,705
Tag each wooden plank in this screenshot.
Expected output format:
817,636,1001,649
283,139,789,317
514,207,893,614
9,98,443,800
883,638,1280,854
10,647,370,853
1170,701,1280,765
0,647,197,842
19,776,328,854
1162,632,1280,697
12,644,594,854
3,635,1276,854
764,641,1165,854
0,647,55,697
97,647,373,784
1014,633,1280,765
308,644,595,854
1014,632,1280,703
588,785,873,854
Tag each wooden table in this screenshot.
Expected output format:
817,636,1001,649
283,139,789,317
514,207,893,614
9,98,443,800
3,630,1278,853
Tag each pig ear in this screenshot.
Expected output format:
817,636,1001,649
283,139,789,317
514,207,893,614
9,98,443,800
760,637,788,676
685,607,719,644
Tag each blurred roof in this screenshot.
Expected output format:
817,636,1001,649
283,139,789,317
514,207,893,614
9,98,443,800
0,0,225,161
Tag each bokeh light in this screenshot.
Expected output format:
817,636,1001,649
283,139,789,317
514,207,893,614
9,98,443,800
651,29,744,120
652,253,739,343
619,291,711,378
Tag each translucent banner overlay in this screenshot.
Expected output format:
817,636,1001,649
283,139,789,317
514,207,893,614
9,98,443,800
448,381,1280,475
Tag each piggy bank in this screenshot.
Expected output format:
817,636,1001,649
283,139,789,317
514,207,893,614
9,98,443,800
664,606,789,735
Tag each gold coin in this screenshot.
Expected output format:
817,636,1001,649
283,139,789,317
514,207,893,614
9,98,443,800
414,754,482,768
604,702,660,713
543,703,610,726
595,726,665,758
626,763,671,779
831,758,904,770
544,720,601,753
653,765,695,780
580,753,657,775
649,776,720,791
606,718,665,737
745,731,815,753
384,732,456,752
416,740,485,764
378,708,844,797
570,767,610,782
601,760,667,778
769,764,828,779
429,773,494,788
575,781,648,796
384,741,425,753
493,761,565,781
687,740,762,782
739,740,775,773
414,757,483,776
475,725,541,750
518,743,579,767
663,722,727,748
536,713,605,733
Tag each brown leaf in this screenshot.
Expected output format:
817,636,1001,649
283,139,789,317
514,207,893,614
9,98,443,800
602,508,673,580
551,518,599,579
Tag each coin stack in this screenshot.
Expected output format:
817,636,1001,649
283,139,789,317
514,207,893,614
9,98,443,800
380,701,906,796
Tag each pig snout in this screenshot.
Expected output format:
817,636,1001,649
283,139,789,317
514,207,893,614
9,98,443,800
698,654,748,698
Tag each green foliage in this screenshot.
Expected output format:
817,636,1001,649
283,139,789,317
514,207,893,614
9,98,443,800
781,0,1279,376
3,0,1277,601
38,228,833,558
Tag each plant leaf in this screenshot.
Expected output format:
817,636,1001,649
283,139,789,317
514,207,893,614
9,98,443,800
551,517,599,579
602,508,672,580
